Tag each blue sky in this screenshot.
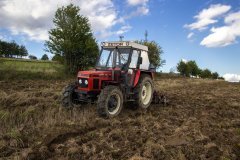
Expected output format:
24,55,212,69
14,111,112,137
0,0,240,80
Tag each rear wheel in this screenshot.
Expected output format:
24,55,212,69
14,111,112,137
97,85,123,118
134,74,153,109
62,83,79,109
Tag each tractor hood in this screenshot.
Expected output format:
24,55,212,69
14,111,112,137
77,70,112,78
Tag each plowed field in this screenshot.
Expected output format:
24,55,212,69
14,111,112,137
0,79,239,159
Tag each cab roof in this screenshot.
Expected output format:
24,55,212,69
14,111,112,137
101,41,148,51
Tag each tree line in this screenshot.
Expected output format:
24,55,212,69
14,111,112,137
177,60,220,79
0,40,28,58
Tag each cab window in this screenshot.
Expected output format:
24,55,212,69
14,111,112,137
129,50,139,68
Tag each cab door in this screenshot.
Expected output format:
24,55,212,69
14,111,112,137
127,50,140,86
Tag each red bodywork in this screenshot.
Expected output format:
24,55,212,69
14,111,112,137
77,69,121,92
77,68,154,93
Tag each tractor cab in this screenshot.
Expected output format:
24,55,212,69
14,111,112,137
63,41,157,118
96,41,150,72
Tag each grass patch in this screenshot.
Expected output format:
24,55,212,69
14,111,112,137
5,129,24,147
0,58,72,80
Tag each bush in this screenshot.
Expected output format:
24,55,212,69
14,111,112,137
41,54,49,60
200,69,212,78
29,55,37,60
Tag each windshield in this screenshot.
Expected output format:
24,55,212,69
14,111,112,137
96,48,131,68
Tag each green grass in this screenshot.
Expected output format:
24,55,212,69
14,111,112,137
0,58,71,80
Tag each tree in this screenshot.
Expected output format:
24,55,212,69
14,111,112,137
41,54,49,60
187,60,200,77
9,41,18,58
19,45,28,57
45,4,99,74
212,72,219,79
0,41,11,57
200,69,212,78
136,41,164,68
29,55,37,60
177,60,190,76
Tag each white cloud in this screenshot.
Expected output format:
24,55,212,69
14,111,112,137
200,11,240,47
126,0,149,18
181,58,188,63
115,25,132,35
97,25,132,39
187,32,194,39
223,74,240,82
127,0,149,6
185,4,231,30
185,4,240,48
126,6,149,19
0,0,140,41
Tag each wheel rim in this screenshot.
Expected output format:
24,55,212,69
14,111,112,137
108,93,121,115
141,81,152,105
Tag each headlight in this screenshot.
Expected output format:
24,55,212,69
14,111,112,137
79,79,82,84
85,79,88,85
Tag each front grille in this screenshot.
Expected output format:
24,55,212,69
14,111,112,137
93,79,99,89
79,78,88,88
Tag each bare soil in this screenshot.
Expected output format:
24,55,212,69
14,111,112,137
0,78,239,160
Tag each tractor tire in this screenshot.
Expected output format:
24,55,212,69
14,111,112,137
134,74,154,109
97,85,123,118
62,83,79,109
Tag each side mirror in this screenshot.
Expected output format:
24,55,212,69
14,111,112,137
138,57,143,65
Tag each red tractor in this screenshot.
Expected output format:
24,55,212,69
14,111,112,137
62,41,160,118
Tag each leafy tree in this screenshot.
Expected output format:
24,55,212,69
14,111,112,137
212,72,219,79
19,45,28,57
136,41,164,68
29,55,37,60
177,60,190,76
41,54,49,60
0,41,10,57
9,41,18,58
45,4,99,74
200,69,212,78
187,60,200,76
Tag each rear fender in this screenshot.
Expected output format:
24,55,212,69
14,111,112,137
133,70,153,87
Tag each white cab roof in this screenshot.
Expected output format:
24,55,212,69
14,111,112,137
101,41,148,51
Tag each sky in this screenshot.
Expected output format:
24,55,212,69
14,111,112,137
0,0,240,81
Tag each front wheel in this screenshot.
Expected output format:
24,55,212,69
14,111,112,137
62,83,79,109
97,86,123,118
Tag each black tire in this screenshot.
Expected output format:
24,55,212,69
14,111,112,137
62,83,79,109
97,85,123,118
134,74,154,109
